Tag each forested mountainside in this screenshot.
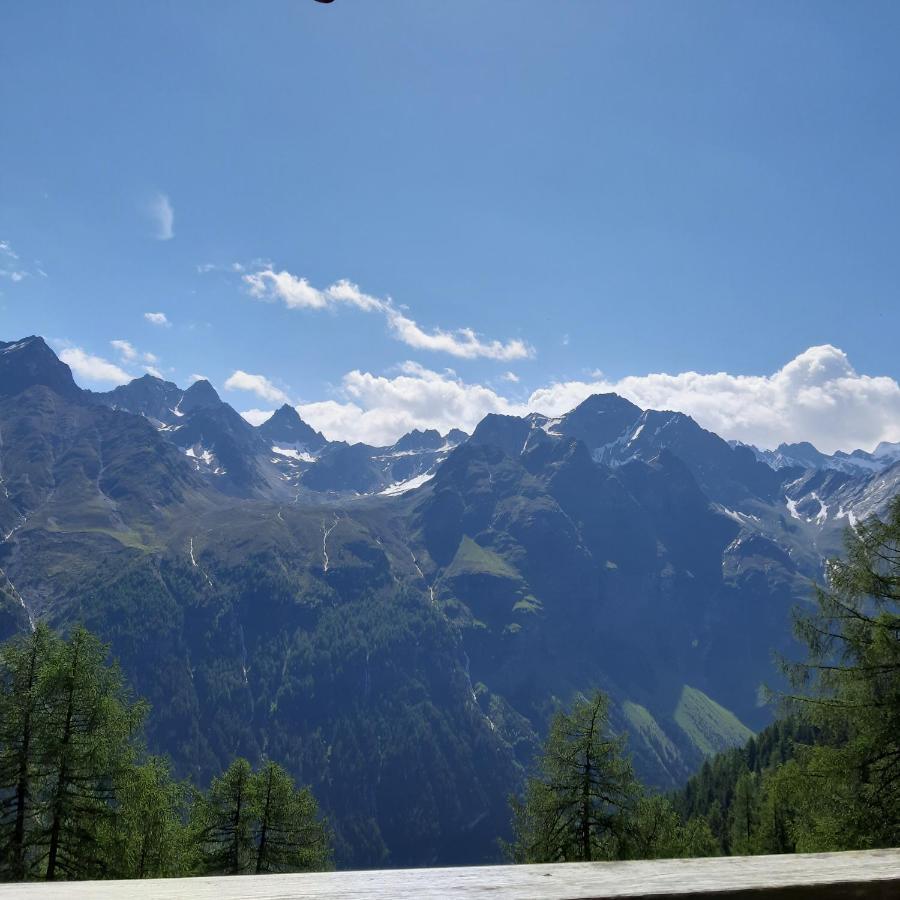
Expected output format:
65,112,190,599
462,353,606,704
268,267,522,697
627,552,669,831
1,335,898,867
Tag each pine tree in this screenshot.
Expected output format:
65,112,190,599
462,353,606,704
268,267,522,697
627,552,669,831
99,756,195,879
508,690,638,862
621,795,683,859
680,814,719,857
250,760,330,874
786,495,900,848
753,763,798,854
0,625,63,880
192,758,255,875
37,626,145,880
1,624,331,882
728,770,759,855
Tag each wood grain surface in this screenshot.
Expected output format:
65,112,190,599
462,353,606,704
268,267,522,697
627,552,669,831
1,848,898,899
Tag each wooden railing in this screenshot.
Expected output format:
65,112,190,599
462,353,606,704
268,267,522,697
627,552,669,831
0,849,898,898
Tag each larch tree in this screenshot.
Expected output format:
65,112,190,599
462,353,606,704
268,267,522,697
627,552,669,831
192,757,255,875
0,625,63,880
509,690,638,862
785,495,900,848
37,626,145,880
99,756,195,879
250,760,331,874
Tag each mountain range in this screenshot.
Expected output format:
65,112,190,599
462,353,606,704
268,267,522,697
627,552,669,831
1,335,898,867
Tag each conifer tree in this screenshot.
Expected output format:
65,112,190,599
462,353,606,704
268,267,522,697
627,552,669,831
728,770,759,855
621,795,683,860
509,690,638,862
679,814,720,857
99,756,195,879
0,625,331,882
786,495,900,848
250,760,330,874
0,625,63,880
37,626,146,880
192,758,255,875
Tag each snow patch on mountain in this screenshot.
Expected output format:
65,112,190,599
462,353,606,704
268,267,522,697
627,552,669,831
272,444,317,463
379,472,435,496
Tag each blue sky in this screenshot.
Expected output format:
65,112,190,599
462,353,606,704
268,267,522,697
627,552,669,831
2,1,899,451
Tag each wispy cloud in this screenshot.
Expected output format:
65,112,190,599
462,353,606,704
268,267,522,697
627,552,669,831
224,370,290,405
0,239,30,283
240,268,533,361
144,312,170,327
111,339,158,368
146,192,174,241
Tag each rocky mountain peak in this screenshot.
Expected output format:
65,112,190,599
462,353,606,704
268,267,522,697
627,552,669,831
0,336,81,400
392,428,444,452
178,379,222,414
258,404,327,450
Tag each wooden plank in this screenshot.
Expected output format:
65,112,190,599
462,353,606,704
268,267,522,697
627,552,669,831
1,849,898,899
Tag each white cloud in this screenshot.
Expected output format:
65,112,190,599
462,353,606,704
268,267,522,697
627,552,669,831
144,312,170,327
188,373,210,384
296,362,522,446
110,340,138,361
147,192,174,241
111,340,158,369
287,346,900,452
144,365,164,379
244,270,329,310
526,345,900,454
56,341,900,454
383,308,531,361
224,370,290,405
60,348,133,386
501,371,520,383
0,241,37,282
239,408,274,427
242,268,533,361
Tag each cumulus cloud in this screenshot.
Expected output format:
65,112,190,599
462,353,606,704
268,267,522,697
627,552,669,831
144,312,170,327
147,192,174,240
224,370,290,405
526,345,900,454
295,362,522,446
241,268,533,361
285,346,900,452
60,348,133,386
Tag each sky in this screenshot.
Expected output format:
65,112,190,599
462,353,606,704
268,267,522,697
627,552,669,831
2,0,899,453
